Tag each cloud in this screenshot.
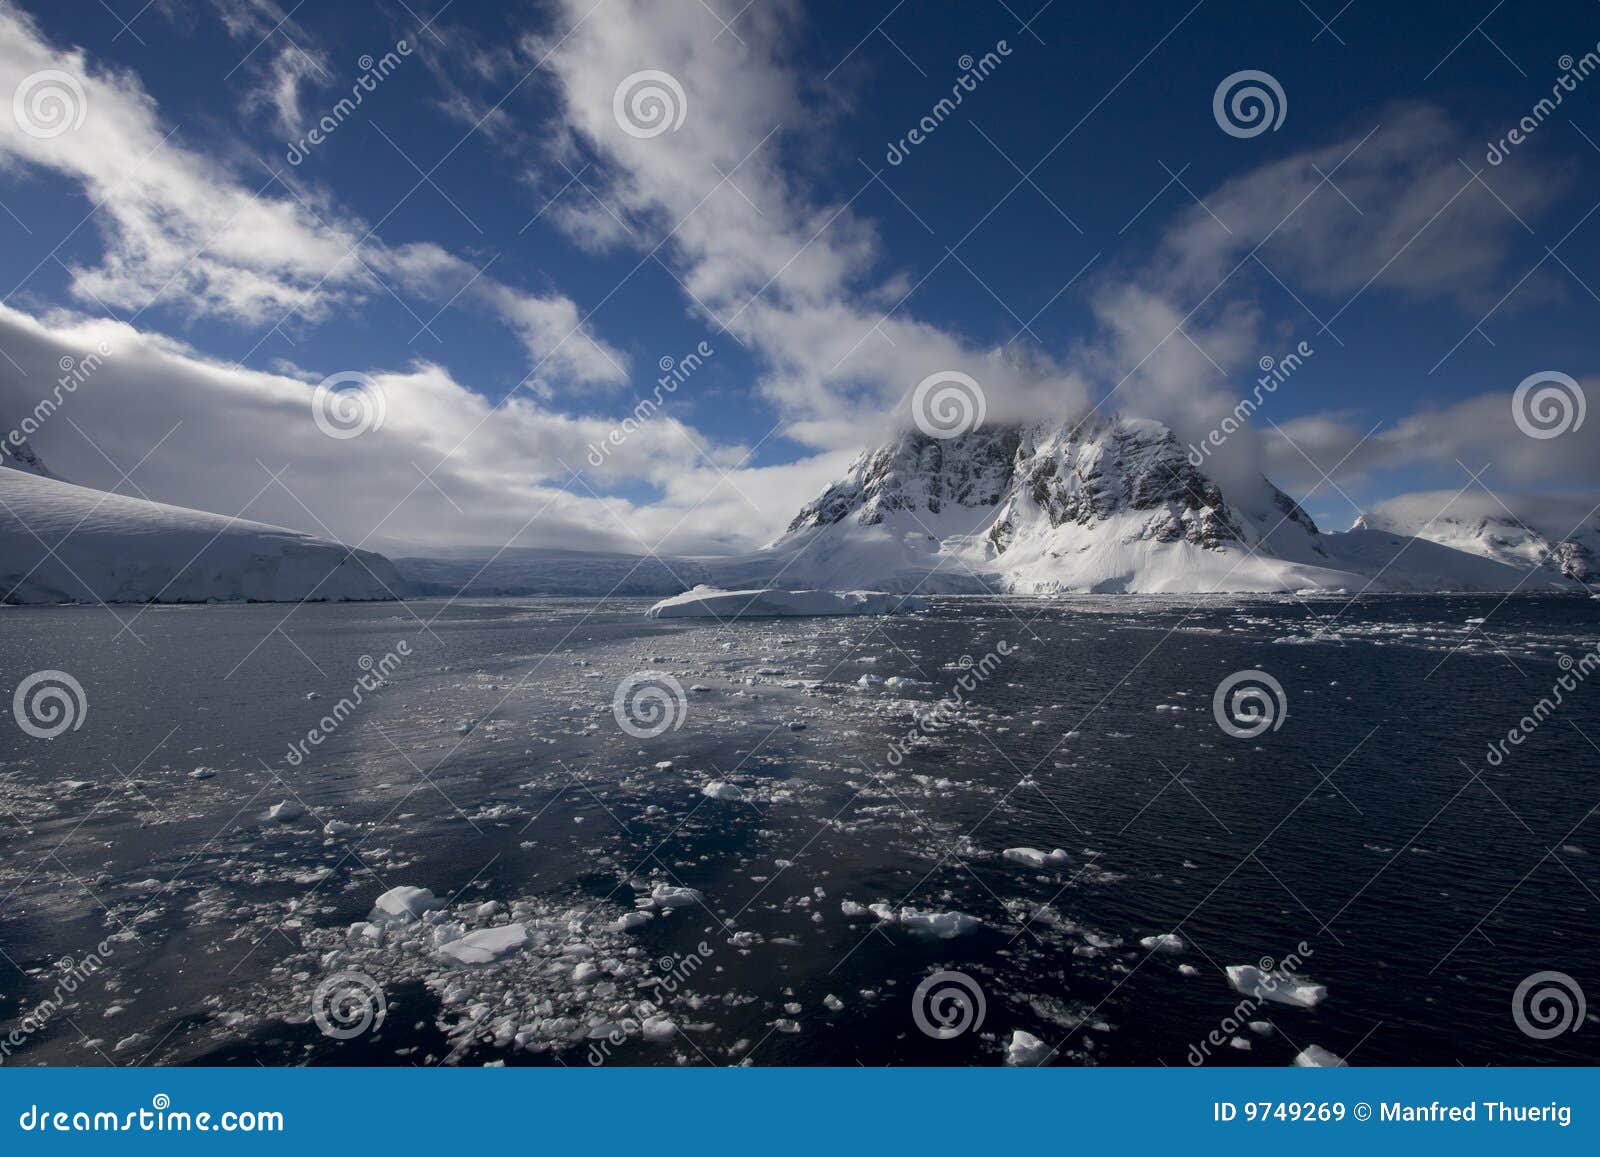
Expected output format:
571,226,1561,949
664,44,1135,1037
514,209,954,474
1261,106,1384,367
535,0,1092,447
1086,104,1565,495
0,4,625,386
1265,383,1600,492
0,303,840,554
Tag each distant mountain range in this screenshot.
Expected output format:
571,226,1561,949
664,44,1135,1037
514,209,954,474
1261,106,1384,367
2,419,1594,604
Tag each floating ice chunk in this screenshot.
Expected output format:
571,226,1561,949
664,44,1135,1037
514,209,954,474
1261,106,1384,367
607,911,652,932
823,994,844,1011
1003,847,1070,869
840,900,867,917
1005,1029,1049,1066
641,1015,677,1041
646,587,926,620
189,767,217,780
649,884,704,910
869,903,982,938
1229,1037,1251,1051
856,674,884,688
1139,932,1185,953
372,885,439,922
1249,1020,1273,1036
1225,964,1326,1008
1178,964,1199,977
572,961,599,983
437,924,530,965
700,781,743,800
265,800,305,822
884,677,924,689
323,820,354,836
1293,1045,1346,1067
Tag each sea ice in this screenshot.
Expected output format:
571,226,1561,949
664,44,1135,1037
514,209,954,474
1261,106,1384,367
1005,1029,1049,1066
1293,1045,1346,1067
373,885,440,922
1003,847,1070,868
1225,964,1326,1008
646,586,926,619
436,924,530,965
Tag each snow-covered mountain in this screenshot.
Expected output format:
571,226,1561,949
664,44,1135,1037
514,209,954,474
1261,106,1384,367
758,417,1580,595
0,467,403,605
1355,492,1599,585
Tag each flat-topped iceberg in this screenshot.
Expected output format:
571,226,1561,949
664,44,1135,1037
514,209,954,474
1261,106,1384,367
646,586,927,619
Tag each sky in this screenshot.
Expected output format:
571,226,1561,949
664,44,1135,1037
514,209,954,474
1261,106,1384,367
0,0,1598,556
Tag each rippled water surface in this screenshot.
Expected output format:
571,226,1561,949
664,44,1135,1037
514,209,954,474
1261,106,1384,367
1,594,1597,1067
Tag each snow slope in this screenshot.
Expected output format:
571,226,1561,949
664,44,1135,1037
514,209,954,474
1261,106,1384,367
756,418,1577,595
646,586,926,619
0,467,404,604
1356,491,1599,585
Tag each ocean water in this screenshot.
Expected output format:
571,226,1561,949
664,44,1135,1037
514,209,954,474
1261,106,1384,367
0,594,1596,1067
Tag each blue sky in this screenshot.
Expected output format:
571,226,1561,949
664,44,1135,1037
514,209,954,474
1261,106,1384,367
1,0,1597,551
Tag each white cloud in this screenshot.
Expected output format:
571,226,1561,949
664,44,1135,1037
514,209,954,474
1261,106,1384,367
0,303,840,553
0,4,625,386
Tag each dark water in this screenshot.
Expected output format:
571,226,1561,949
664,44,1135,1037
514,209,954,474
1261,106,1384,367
1,594,1596,1067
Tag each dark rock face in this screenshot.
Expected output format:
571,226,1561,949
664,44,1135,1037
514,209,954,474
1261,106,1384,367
785,425,1020,533
1548,538,1596,582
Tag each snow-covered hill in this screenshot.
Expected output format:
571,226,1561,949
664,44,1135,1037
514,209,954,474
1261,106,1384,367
1355,492,1599,585
0,468,403,605
758,417,1582,595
